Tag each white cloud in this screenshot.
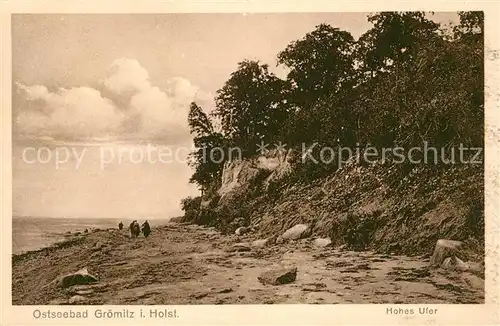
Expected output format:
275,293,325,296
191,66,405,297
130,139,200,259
102,57,151,95
15,83,123,139
14,57,214,144
130,85,185,139
165,77,199,103
18,84,50,100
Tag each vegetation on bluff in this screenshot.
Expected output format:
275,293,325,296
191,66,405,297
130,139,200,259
181,12,484,254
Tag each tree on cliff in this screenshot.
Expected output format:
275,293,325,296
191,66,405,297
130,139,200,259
273,24,358,150
184,11,484,190
187,102,226,193
277,24,356,108
188,101,214,137
454,11,484,40
355,12,440,76
349,11,483,151
181,11,484,237
212,60,289,156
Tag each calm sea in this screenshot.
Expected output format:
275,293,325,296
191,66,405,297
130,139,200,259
12,216,170,255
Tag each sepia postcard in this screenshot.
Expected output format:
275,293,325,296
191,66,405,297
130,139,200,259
1,1,499,325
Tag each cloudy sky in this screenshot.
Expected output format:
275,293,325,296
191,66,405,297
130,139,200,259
12,13,459,219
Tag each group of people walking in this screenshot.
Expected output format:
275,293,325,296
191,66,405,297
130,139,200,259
118,220,151,238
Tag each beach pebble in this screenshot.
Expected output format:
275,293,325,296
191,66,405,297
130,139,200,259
313,238,332,248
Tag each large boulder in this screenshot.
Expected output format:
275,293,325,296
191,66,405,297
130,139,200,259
441,256,470,271
441,256,484,275
258,266,297,285
429,239,465,267
59,268,98,288
282,224,310,241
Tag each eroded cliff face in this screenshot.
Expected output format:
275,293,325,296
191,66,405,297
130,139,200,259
193,151,483,256
248,161,483,256
195,149,294,232
217,149,293,202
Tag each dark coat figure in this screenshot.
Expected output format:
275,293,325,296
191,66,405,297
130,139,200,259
141,220,151,238
129,220,140,238
118,221,124,230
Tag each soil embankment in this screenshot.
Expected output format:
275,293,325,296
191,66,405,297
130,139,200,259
12,223,484,305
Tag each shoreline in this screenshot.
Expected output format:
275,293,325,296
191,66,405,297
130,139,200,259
12,233,87,262
12,224,144,259
12,217,173,255
12,222,484,305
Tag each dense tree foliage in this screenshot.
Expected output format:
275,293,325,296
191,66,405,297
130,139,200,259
184,11,484,193
356,12,440,75
277,24,356,107
212,60,289,155
186,102,226,193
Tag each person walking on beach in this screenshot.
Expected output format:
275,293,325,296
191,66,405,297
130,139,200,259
129,220,140,238
118,221,124,230
141,220,151,238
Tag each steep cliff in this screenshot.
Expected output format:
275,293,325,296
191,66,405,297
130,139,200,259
186,151,483,257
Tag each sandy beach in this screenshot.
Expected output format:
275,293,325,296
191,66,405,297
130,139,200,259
12,222,484,305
